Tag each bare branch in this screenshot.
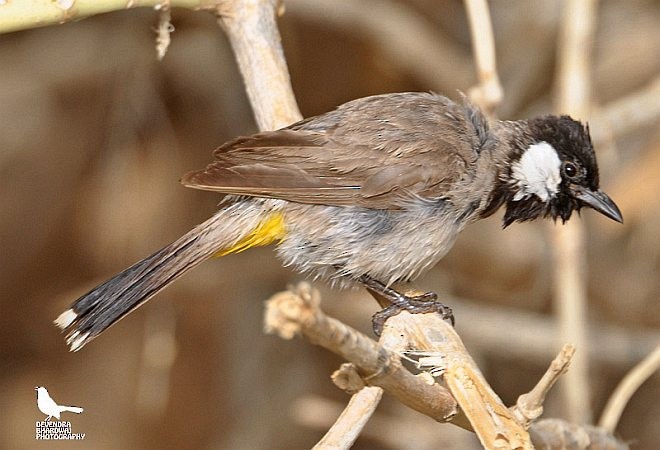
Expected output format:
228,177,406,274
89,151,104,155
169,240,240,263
312,385,383,450
390,312,534,449
263,283,459,424
598,343,660,433
530,418,630,450
215,0,301,130
511,344,575,428
463,0,503,113
155,2,173,61
552,0,599,424
0,0,203,34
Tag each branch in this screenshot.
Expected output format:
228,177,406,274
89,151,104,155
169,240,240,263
463,0,503,114
0,0,203,34
530,419,630,450
263,283,459,424
598,343,660,433
214,0,302,130
552,0,599,424
392,313,533,449
511,344,575,428
313,373,383,450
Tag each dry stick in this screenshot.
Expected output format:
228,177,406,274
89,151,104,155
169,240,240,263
263,283,460,425
268,283,536,448
268,285,633,449
389,312,533,450
313,320,424,449
598,343,660,433
0,0,204,34
312,387,383,450
553,0,599,425
214,0,302,131
530,418,630,450
511,344,576,428
463,0,503,114
155,2,173,61
324,291,660,367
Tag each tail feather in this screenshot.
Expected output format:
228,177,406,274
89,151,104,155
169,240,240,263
56,201,279,351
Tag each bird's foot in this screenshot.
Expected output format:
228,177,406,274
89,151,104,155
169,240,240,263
358,275,454,335
371,294,454,335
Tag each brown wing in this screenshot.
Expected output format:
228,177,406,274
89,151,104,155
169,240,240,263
181,93,487,210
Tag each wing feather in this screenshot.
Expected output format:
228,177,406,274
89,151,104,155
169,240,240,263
181,93,488,209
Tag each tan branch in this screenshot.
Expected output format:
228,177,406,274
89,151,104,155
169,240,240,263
215,0,301,131
0,0,203,34
552,0,599,425
155,2,173,61
391,313,533,450
463,0,503,113
511,344,575,428
530,418,629,450
598,343,660,433
312,383,383,450
263,283,459,424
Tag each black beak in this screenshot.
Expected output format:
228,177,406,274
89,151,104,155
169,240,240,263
574,187,623,223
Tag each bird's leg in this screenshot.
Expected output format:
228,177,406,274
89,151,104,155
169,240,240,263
357,275,454,335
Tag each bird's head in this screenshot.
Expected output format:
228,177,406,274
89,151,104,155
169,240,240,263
495,115,622,227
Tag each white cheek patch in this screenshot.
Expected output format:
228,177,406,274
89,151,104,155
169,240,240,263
511,141,562,202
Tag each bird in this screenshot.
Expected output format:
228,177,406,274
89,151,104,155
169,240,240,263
35,387,84,421
55,92,622,351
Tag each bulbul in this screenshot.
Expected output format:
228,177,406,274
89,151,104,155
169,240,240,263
55,92,622,351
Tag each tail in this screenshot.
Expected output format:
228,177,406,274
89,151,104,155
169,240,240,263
55,201,285,351
61,406,84,414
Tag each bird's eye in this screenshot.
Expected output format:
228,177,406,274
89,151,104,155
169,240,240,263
563,161,579,178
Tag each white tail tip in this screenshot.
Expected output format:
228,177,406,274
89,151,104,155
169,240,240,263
67,331,90,352
54,309,77,329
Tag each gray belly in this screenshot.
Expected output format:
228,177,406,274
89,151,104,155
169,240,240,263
276,200,466,286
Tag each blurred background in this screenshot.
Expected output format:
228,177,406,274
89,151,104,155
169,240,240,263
1,0,658,449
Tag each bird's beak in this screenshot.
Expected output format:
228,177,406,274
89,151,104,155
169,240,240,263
573,186,623,223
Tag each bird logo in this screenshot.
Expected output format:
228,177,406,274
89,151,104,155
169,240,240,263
35,387,84,421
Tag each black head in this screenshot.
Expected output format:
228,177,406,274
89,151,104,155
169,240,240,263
489,115,622,227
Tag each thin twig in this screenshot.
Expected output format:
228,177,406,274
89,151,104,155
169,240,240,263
598,343,660,433
263,283,459,424
511,344,575,428
530,418,630,450
154,2,173,61
553,0,599,425
463,0,503,114
312,386,383,450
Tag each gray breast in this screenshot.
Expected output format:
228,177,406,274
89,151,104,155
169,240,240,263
276,199,466,286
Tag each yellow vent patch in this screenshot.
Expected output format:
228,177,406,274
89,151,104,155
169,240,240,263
214,212,286,257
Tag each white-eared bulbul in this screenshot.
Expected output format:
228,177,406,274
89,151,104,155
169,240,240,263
56,92,622,350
